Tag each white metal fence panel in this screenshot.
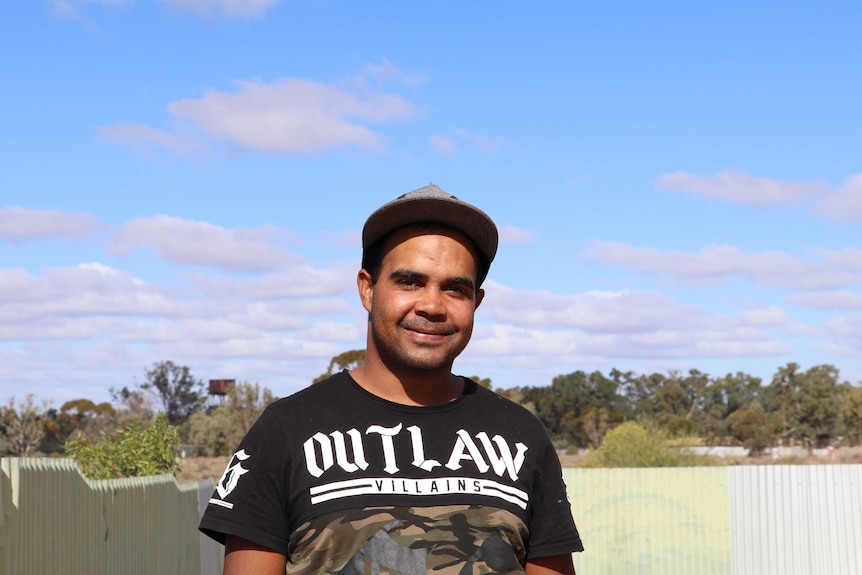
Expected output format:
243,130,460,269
728,464,862,575
198,479,224,575
0,457,202,575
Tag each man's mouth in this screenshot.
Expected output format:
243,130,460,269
400,320,456,337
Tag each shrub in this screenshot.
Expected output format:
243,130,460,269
579,421,708,468
65,413,180,479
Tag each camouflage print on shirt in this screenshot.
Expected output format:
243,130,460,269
287,505,529,575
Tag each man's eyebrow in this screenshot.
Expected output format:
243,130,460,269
389,269,426,281
388,269,475,291
448,276,476,291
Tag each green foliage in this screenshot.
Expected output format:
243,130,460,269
523,370,628,445
764,363,849,445
727,405,773,456
65,413,180,479
579,421,708,468
183,382,276,456
666,417,697,438
314,349,366,383
141,360,206,425
841,386,862,444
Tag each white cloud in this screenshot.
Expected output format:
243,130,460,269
824,314,862,348
362,59,428,87
0,264,181,322
108,215,298,271
190,262,356,300
51,0,82,19
49,0,134,22
657,169,828,207
429,135,457,156
101,69,420,155
788,290,862,309
498,225,534,245
0,207,101,242
325,230,361,249
813,174,862,222
156,0,281,18
1,254,841,404
163,77,417,154
583,241,862,290
0,258,367,404
481,284,704,332
3,210,854,405
98,122,205,154
735,306,792,327
55,0,279,20
431,129,508,156
453,129,507,152
471,305,788,363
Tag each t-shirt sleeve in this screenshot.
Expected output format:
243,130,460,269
198,407,291,554
525,434,584,558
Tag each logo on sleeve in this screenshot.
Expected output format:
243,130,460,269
209,449,251,510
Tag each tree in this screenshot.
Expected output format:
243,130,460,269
699,372,763,442
580,407,611,449
841,385,862,445
796,364,846,446
140,360,206,425
43,399,116,446
110,384,154,424
618,371,670,421
0,395,47,456
314,350,366,383
727,402,773,456
524,370,625,443
764,362,802,444
184,382,276,456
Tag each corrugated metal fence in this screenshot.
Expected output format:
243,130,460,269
0,457,223,575
567,465,862,575
2,458,860,575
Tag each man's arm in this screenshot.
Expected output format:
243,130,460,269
525,554,576,575
223,535,286,575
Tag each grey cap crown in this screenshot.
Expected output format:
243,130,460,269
362,184,499,284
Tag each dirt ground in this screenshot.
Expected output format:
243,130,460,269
177,455,230,483
176,447,862,483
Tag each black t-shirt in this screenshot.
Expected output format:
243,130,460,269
200,372,583,574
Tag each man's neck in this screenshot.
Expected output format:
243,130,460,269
349,361,464,407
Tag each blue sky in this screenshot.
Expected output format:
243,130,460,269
3,1,861,407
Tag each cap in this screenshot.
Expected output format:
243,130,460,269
362,184,499,285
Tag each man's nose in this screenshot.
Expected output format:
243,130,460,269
414,286,446,318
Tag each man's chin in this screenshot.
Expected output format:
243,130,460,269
390,349,456,373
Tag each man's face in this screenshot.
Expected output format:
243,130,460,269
359,226,485,375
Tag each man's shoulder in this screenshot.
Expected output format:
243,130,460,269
464,380,545,424
268,371,354,412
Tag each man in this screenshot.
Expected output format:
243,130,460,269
200,184,584,575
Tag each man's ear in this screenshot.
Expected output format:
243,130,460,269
357,269,374,313
474,288,485,311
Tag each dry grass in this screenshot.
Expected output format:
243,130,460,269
559,445,862,468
